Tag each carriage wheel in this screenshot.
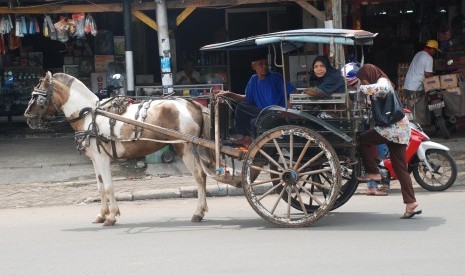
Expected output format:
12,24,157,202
274,161,358,213
242,125,341,227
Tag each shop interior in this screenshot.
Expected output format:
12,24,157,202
1,0,465,133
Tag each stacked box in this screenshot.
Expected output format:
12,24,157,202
440,74,458,89
423,76,441,92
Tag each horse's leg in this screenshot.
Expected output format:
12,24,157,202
87,145,120,226
90,159,109,223
181,145,208,222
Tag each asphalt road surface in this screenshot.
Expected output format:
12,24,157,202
1,186,464,276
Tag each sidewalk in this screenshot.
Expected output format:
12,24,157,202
1,121,465,209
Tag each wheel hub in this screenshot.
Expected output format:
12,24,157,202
282,170,298,185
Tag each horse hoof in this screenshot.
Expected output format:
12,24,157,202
93,216,106,224
191,215,203,222
103,218,116,226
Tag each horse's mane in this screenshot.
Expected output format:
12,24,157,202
52,73,77,87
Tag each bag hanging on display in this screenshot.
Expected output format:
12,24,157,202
370,91,405,127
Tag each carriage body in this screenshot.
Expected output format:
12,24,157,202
201,28,377,226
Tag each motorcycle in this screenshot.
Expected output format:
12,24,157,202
96,73,125,100
425,88,450,139
377,109,457,191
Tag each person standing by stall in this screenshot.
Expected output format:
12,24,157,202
403,39,440,112
175,60,201,84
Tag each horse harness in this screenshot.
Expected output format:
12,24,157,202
32,80,187,161
75,97,187,161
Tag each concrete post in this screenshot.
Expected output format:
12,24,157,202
155,0,174,95
123,0,135,96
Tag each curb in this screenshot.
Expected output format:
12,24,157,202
80,178,465,204
82,183,274,203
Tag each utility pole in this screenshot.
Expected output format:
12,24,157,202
155,0,174,95
324,0,345,69
123,0,134,96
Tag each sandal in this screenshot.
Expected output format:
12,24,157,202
366,190,388,196
400,210,422,219
378,184,390,191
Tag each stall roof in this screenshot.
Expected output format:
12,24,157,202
200,28,378,52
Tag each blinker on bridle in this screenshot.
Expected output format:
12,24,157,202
30,77,60,120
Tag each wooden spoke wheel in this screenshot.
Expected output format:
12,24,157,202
275,161,358,213
241,125,341,227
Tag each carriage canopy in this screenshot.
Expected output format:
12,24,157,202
200,28,378,52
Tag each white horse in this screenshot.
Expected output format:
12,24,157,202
24,72,212,226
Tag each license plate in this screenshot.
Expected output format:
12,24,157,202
428,101,445,111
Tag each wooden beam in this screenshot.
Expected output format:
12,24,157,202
176,7,196,26
0,3,122,14
293,1,325,22
0,0,290,14
132,10,158,31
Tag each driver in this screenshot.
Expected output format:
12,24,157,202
214,56,296,146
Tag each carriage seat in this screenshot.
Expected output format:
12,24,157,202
290,91,346,104
290,90,347,112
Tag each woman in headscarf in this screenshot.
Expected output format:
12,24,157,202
305,55,345,97
356,64,395,196
356,63,395,88
357,66,421,219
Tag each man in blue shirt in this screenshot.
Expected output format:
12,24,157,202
214,57,296,146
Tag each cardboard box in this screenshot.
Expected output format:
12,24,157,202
440,74,458,89
91,72,107,94
423,76,441,92
445,87,461,95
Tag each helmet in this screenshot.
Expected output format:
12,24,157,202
341,62,360,86
426,39,440,51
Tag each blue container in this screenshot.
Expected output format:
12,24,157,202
145,146,171,164
377,144,389,159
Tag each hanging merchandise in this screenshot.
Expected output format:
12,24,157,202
1,15,13,34
72,13,85,38
9,30,21,50
43,17,49,37
15,15,23,37
29,18,36,35
84,14,97,36
0,34,5,56
54,16,69,42
21,16,28,35
34,17,40,34
68,18,75,37
45,15,57,40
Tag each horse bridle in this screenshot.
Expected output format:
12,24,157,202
30,77,61,121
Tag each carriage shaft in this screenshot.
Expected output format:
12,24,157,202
96,109,243,158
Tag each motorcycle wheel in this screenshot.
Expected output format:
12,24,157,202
413,149,457,191
435,116,450,139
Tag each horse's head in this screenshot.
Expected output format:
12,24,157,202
24,71,61,130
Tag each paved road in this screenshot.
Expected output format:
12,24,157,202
1,189,465,276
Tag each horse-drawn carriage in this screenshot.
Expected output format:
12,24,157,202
24,28,378,228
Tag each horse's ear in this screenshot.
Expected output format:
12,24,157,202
45,71,52,81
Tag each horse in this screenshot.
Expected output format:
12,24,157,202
24,71,213,226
